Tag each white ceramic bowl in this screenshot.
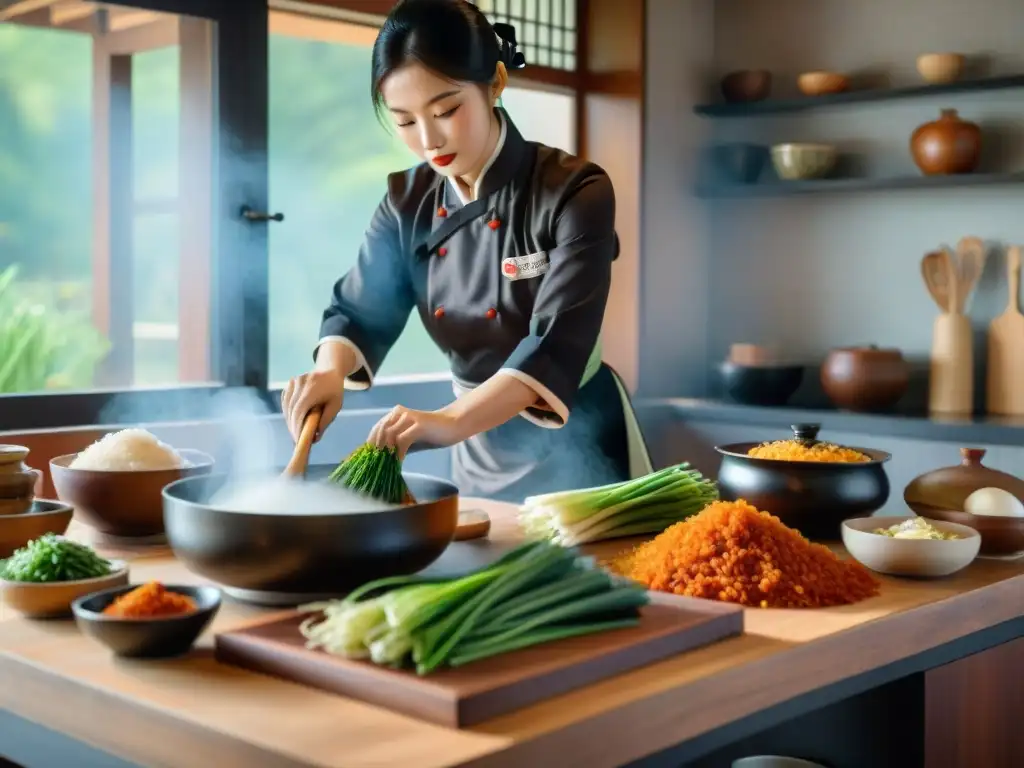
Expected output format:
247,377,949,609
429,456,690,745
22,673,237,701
733,757,828,768
842,516,980,577
770,143,837,180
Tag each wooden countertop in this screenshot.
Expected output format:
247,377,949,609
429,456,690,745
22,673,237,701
1,500,1023,768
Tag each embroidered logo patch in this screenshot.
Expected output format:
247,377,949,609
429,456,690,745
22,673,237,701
501,252,549,281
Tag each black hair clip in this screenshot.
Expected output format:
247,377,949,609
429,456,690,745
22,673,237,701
493,22,527,69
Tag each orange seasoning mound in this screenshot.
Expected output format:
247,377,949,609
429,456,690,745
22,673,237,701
611,500,880,608
747,440,868,463
103,581,197,618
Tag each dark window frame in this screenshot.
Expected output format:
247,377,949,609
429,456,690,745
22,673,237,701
0,0,577,433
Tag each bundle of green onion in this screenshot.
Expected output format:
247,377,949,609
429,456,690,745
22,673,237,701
297,540,649,674
327,443,413,504
518,462,718,546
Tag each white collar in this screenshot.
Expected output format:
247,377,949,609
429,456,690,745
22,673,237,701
447,110,507,206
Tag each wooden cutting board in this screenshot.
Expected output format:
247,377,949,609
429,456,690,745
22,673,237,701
214,592,743,728
987,245,1024,415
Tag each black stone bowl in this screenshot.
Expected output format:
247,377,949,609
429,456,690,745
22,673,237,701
162,467,460,606
719,361,804,406
711,143,769,184
71,584,221,659
715,424,891,540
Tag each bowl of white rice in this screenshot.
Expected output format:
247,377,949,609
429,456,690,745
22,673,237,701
51,429,214,539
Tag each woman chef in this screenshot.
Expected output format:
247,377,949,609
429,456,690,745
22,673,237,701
281,0,651,503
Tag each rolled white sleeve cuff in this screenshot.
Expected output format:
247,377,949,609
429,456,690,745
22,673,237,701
315,336,373,391
497,368,570,429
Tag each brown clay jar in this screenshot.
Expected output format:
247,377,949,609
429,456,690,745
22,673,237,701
820,345,910,412
0,445,41,516
910,108,981,175
904,447,1024,514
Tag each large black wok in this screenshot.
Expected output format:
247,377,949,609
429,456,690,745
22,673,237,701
162,465,459,606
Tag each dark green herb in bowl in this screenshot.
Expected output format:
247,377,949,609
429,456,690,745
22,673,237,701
1,533,115,583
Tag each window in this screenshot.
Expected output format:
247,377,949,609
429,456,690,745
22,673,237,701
0,5,218,398
265,12,577,387
475,0,577,71
0,0,578,430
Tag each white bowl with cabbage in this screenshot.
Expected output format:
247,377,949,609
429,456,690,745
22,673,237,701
50,428,214,539
841,515,980,578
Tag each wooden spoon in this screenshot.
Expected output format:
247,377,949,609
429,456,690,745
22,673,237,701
943,247,961,315
283,406,323,478
955,236,986,311
987,245,1024,415
454,508,491,541
921,250,951,312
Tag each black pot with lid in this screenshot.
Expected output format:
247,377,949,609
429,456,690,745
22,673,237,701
714,423,892,540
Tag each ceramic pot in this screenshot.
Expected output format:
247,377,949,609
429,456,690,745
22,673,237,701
715,424,891,540
711,143,769,184
719,362,803,406
910,109,981,175
720,70,772,103
0,445,41,516
904,447,1024,515
820,345,910,412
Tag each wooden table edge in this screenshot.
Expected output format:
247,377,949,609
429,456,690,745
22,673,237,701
2,572,1022,768
454,572,1024,768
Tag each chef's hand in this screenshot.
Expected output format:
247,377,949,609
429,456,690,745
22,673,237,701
281,369,345,443
368,405,463,459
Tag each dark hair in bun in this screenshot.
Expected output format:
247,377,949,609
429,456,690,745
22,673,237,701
371,0,525,119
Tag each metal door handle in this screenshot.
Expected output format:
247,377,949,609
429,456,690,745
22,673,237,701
241,206,284,222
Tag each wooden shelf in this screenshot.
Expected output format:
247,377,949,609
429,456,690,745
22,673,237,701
695,171,1024,199
640,397,1024,447
694,74,1024,117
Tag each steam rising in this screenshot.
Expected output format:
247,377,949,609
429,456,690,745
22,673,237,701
97,388,395,513
99,387,280,479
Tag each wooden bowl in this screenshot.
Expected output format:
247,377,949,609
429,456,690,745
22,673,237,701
797,71,849,96
841,517,980,577
916,53,965,84
1,560,129,618
0,499,74,558
720,70,772,103
50,450,215,538
770,143,838,180
917,507,1024,557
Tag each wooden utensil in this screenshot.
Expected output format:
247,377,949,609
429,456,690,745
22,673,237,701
955,236,986,312
283,407,322,477
944,246,961,314
454,508,491,540
927,248,973,414
986,245,1024,415
921,250,951,311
